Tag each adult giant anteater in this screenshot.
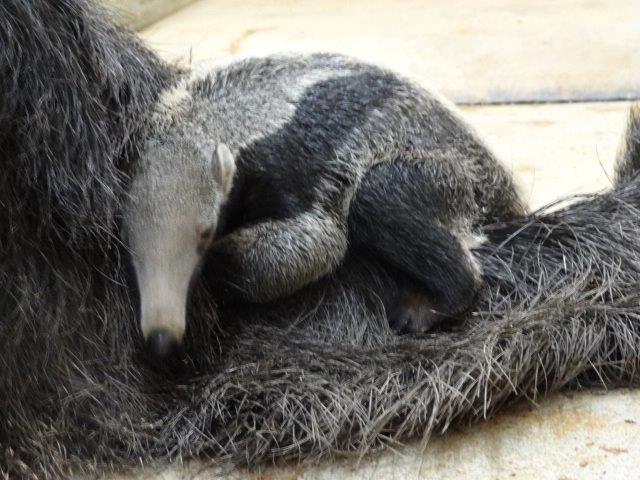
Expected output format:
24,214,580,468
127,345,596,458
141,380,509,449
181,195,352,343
1,1,640,478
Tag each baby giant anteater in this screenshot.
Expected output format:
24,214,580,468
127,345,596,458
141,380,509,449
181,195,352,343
125,54,525,356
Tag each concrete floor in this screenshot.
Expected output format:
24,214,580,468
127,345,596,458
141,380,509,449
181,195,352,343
105,0,640,478
461,101,626,209
104,0,196,29
140,0,640,103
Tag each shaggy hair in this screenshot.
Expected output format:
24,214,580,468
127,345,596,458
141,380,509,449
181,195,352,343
2,1,640,478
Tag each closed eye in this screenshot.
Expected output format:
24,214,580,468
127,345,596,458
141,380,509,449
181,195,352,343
199,227,214,241
196,226,215,254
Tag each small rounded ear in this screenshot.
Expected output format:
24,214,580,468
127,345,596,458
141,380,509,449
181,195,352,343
213,143,236,196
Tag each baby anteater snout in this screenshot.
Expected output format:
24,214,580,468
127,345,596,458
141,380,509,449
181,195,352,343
145,329,181,359
138,294,187,361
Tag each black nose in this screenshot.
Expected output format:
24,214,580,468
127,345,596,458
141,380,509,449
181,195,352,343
145,329,180,359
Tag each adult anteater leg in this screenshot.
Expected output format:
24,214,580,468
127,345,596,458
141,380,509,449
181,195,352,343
349,160,481,333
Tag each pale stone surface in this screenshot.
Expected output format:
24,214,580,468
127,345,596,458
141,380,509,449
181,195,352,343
460,101,628,210
140,0,640,103
104,0,196,30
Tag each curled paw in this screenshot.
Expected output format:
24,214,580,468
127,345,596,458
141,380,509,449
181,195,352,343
388,290,449,334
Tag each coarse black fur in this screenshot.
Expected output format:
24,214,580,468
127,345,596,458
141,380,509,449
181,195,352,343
0,0,178,476
3,0,640,478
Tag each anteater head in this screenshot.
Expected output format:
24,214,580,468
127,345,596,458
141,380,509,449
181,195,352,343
125,139,235,359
